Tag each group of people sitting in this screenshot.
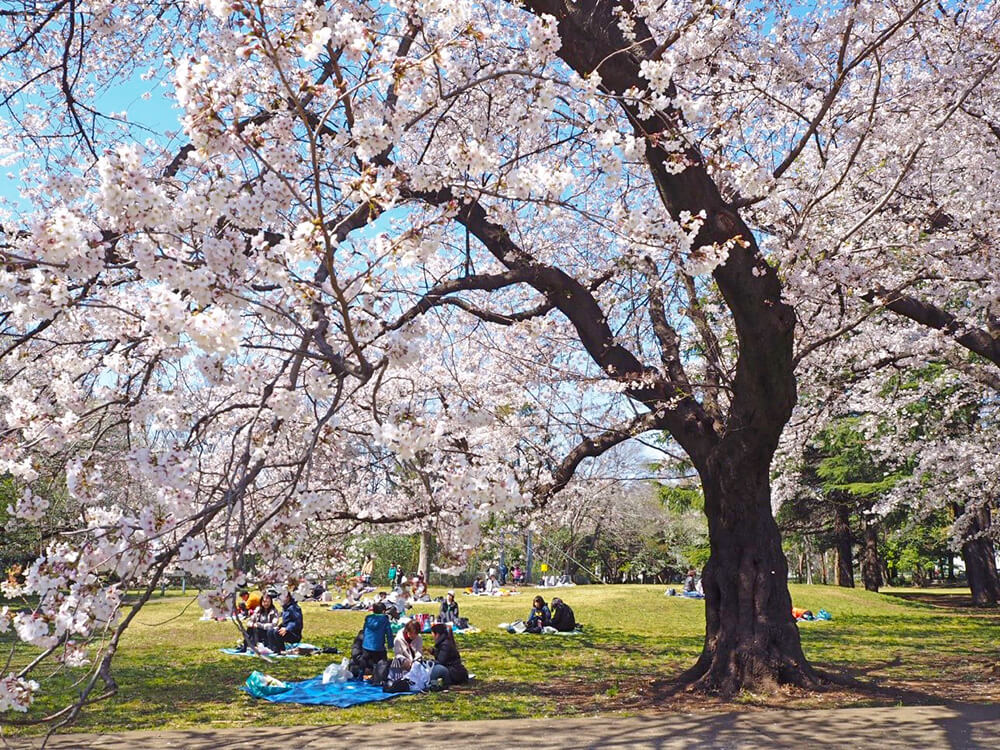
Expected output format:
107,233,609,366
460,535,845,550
470,573,503,595
664,569,705,598
235,587,303,654
334,571,432,612
349,600,469,688
524,595,576,633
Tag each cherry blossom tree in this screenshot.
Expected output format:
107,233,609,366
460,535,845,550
2,0,999,724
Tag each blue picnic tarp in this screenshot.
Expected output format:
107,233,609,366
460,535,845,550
221,642,320,658
241,673,413,707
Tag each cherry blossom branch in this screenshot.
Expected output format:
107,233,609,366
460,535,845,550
862,287,1000,368
536,409,665,505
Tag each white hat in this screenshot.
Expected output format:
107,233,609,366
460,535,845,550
447,589,455,596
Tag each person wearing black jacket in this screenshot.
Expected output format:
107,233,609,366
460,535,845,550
550,597,576,632
438,591,460,624
427,623,468,686
277,591,303,649
525,595,551,634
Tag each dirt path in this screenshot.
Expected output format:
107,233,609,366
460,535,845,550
13,703,1000,749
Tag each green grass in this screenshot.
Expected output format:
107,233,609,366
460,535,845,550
3,584,998,736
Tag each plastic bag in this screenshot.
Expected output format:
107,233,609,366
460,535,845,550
322,658,350,684
405,660,433,692
244,670,290,697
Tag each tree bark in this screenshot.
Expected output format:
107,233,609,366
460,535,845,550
418,530,431,580
861,518,882,592
833,501,855,587
498,0,819,694
804,538,814,585
958,505,1000,606
684,450,818,694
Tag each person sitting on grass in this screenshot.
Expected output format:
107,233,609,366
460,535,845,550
361,601,393,667
683,569,697,593
526,595,551,634
348,627,367,678
549,597,576,632
471,576,485,595
393,618,424,671
235,590,251,617
245,589,262,614
682,569,705,598
485,573,500,595
389,584,411,615
438,590,460,625
428,623,469,687
244,589,281,652
277,590,303,650
412,572,429,601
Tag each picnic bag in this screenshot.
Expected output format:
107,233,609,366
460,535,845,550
383,677,414,693
404,660,433,692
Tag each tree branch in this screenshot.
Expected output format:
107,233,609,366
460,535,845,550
863,287,1000,368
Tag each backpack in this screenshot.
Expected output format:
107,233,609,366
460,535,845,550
449,662,469,685
383,677,414,693
387,656,409,683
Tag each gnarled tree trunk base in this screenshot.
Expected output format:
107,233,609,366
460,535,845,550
679,637,822,695
688,460,822,696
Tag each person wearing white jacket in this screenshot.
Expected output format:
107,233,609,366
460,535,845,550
392,619,424,672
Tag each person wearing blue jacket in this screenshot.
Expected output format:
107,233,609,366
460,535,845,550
526,595,551,634
277,590,303,649
362,602,393,663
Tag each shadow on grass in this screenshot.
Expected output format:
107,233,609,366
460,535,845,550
35,701,1000,749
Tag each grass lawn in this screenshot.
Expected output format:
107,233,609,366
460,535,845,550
2,584,999,736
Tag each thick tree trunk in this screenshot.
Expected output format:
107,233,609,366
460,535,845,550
417,530,431,580
514,0,817,696
959,505,1000,606
804,538,814,585
833,502,854,588
861,519,882,592
683,454,819,694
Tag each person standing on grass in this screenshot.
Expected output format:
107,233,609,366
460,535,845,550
362,601,393,665
388,562,397,586
361,555,374,585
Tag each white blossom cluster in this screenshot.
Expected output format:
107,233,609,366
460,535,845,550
1,0,998,720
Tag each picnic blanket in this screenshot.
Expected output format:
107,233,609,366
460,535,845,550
793,608,833,622
241,671,412,707
497,622,582,635
220,642,320,658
